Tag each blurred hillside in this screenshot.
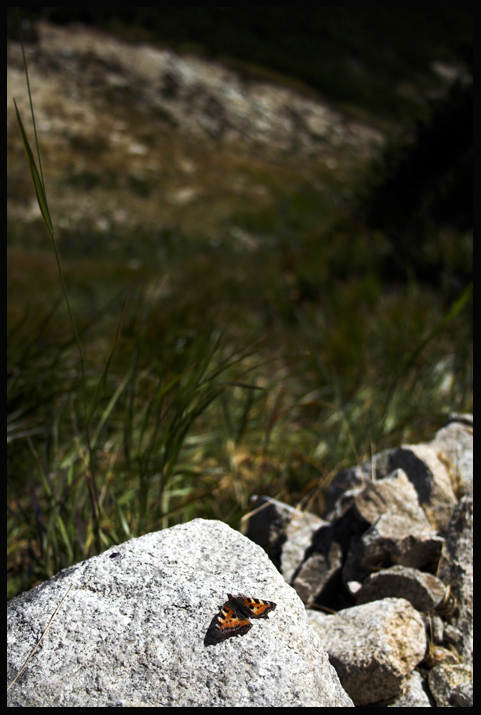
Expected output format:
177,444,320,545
7,11,472,288
9,8,472,124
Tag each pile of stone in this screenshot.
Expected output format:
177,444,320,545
245,414,473,706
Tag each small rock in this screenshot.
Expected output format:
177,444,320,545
292,541,343,605
386,669,434,707
308,597,427,706
357,511,444,570
437,495,473,665
356,565,447,612
428,662,473,707
428,414,473,496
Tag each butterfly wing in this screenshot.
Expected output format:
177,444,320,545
205,602,252,645
227,594,277,619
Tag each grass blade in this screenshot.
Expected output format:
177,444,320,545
13,99,54,237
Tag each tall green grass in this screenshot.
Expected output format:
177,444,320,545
7,32,263,598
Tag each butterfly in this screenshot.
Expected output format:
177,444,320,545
204,594,277,645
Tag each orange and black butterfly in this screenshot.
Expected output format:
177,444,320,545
205,594,277,645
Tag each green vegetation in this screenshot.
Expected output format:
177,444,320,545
7,11,472,599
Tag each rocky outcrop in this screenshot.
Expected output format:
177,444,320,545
246,414,473,706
